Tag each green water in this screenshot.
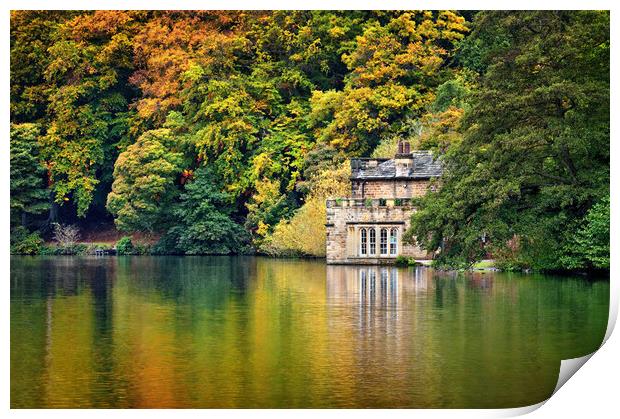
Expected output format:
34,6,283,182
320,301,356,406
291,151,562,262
10,256,609,408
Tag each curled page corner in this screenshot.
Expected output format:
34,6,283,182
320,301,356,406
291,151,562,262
501,300,617,417
495,352,598,417
553,353,596,395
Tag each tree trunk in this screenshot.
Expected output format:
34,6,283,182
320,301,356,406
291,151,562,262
42,194,59,234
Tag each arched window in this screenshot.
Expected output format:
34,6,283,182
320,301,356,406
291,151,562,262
360,228,367,256
380,228,388,255
369,228,376,255
390,228,398,255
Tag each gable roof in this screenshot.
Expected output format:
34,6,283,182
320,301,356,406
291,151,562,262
350,151,442,180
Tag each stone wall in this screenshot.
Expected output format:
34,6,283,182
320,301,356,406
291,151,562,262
325,199,432,264
351,179,432,199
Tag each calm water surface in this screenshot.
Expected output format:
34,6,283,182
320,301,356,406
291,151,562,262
11,256,609,408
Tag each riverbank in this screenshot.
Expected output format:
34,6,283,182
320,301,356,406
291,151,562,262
11,231,609,277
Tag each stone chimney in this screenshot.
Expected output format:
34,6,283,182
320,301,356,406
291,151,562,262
395,140,413,177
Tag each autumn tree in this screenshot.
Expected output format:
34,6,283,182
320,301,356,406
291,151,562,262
40,11,139,217
310,11,468,156
106,129,186,232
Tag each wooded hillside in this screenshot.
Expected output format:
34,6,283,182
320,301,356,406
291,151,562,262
10,11,609,271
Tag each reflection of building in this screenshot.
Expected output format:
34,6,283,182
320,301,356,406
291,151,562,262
326,265,433,343
358,267,399,309
326,265,432,305
326,143,442,265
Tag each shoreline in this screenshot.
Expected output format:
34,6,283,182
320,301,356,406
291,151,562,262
9,252,610,278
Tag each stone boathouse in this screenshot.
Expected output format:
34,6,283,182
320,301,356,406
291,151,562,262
325,144,442,265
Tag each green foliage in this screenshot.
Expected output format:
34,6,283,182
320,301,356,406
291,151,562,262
10,124,49,226
106,129,186,232
262,162,350,256
560,197,610,270
166,167,250,255
10,11,74,122
394,256,420,267
407,11,609,271
430,256,472,271
10,227,43,255
244,178,295,245
115,236,134,255
132,243,152,256
37,11,138,216
11,11,608,269
151,233,183,256
47,243,88,255
84,243,114,255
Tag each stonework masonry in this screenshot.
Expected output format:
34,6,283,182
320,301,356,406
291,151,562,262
326,199,431,265
351,179,432,199
325,149,442,265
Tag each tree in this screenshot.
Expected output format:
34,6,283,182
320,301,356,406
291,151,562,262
309,11,468,156
10,11,472,250
10,124,49,227
106,129,185,232
262,162,351,256
10,11,73,123
559,196,609,270
406,11,610,270
40,11,138,217
166,167,249,254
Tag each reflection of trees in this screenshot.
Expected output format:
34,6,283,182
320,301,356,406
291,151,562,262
117,256,256,307
10,257,610,408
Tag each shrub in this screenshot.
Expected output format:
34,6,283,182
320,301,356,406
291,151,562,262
430,255,471,271
262,162,350,257
10,227,43,255
394,256,409,266
84,243,114,255
54,243,87,255
52,223,80,246
151,232,183,255
39,245,56,255
394,255,420,267
115,236,134,255
132,243,152,255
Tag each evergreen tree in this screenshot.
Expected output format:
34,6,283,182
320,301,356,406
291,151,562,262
10,124,49,227
406,11,610,270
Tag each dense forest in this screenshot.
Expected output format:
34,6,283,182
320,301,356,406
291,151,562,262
10,10,609,271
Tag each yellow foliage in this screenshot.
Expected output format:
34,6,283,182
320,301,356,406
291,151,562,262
262,162,350,256
419,106,464,152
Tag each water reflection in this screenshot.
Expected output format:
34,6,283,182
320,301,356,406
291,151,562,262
11,257,609,408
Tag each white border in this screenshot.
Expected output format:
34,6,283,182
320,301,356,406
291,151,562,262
3,2,618,418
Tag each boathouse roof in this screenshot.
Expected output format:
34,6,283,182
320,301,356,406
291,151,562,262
350,151,443,181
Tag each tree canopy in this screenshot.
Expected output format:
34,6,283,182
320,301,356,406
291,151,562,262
10,10,609,270
406,11,610,271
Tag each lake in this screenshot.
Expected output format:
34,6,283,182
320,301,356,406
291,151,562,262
10,256,609,408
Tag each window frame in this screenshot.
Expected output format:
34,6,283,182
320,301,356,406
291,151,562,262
389,228,398,255
369,228,376,255
360,228,367,256
380,228,388,256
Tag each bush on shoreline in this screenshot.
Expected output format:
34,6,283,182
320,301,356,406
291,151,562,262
10,227,43,255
